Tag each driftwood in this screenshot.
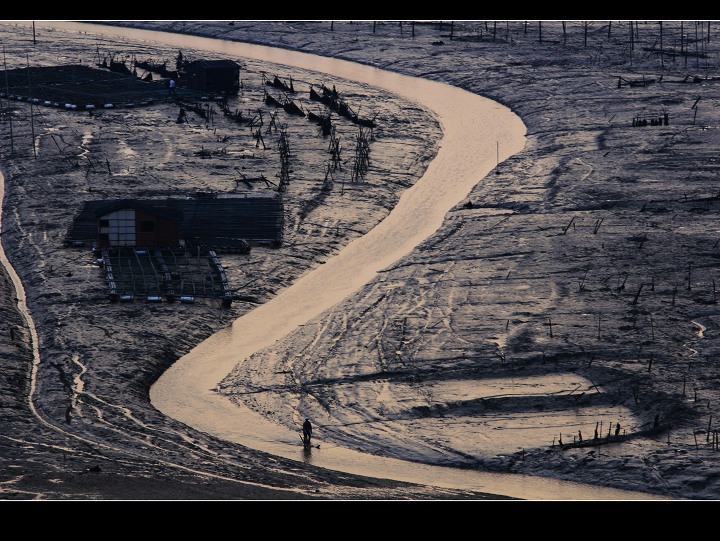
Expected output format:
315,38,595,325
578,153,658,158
265,90,304,117
642,46,708,59
617,75,657,88
265,74,295,93
308,110,332,136
282,98,304,117
555,424,667,450
264,90,282,107
309,84,376,128
235,172,275,189
107,56,132,76
133,59,178,79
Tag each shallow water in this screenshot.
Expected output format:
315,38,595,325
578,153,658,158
323,375,639,455
28,22,666,500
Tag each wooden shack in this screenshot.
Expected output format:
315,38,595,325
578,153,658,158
66,194,283,250
94,201,181,248
184,59,241,93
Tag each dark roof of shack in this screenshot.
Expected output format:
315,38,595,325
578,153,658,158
66,195,283,245
92,199,184,221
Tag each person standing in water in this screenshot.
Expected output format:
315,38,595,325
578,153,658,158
302,418,313,446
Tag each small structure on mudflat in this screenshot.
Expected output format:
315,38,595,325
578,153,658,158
184,59,241,94
66,193,283,251
0,64,221,110
95,201,182,249
64,193,283,306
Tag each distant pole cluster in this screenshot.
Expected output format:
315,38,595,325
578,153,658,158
328,126,342,171
277,124,290,193
350,127,370,183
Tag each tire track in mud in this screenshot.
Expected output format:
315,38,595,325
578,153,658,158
54,353,236,461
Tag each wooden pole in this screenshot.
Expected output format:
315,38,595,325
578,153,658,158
650,316,655,341
562,21,566,45
3,46,15,157
678,20,684,54
584,21,588,47
32,21,36,45
495,140,499,174
26,54,36,159
632,283,644,305
608,21,612,39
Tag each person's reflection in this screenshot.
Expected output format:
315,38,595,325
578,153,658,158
302,444,313,463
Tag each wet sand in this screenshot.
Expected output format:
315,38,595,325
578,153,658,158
0,21,492,500
126,21,720,500
2,20,720,500
147,31,659,500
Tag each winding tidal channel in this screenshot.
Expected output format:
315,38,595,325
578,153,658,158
12,22,666,500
